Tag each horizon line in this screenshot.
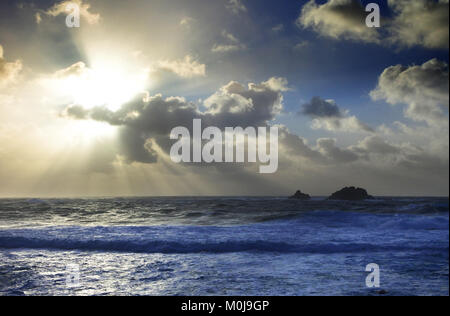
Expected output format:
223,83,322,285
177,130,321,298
0,194,448,200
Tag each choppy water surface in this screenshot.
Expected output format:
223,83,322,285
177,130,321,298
0,197,448,296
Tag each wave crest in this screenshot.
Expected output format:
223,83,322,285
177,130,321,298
0,236,447,255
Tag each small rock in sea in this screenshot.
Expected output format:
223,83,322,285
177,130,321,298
290,190,311,200
328,187,374,201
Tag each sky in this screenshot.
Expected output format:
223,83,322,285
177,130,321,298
0,0,448,197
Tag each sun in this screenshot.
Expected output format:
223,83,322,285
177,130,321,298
53,59,149,111
73,66,147,111
45,57,149,140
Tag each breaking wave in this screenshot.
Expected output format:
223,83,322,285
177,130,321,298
0,235,447,254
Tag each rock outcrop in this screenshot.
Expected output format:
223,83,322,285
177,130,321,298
290,190,311,200
328,187,373,201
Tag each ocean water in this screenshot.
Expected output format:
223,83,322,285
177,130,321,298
0,197,448,296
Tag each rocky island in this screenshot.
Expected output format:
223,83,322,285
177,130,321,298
328,187,374,201
289,190,311,200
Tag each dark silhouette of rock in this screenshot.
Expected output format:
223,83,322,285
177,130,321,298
290,190,311,200
328,187,374,201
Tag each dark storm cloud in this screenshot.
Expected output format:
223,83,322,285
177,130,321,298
118,128,158,164
301,96,343,118
64,78,288,164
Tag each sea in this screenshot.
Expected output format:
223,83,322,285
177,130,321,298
0,197,448,296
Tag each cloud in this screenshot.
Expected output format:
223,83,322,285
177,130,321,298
179,16,196,29
221,30,240,44
0,45,22,87
349,134,448,175
301,96,343,118
371,58,449,125
298,0,380,44
64,77,288,164
278,126,323,161
298,0,449,50
212,44,246,53
152,56,206,79
118,128,158,164
301,97,374,133
203,78,287,121
316,138,359,163
350,135,401,156
62,104,89,120
388,0,449,50
386,120,449,161
43,0,100,25
263,77,290,92
311,116,375,133
53,61,89,78
1,1,448,197
280,128,359,165
226,0,247,15
212,30,247,53
60,76,388,170
396,145,448,174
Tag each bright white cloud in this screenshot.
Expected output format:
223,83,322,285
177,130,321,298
53,61,88,78
311,116,374,133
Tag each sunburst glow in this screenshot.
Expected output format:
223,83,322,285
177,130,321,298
52,59,148,111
